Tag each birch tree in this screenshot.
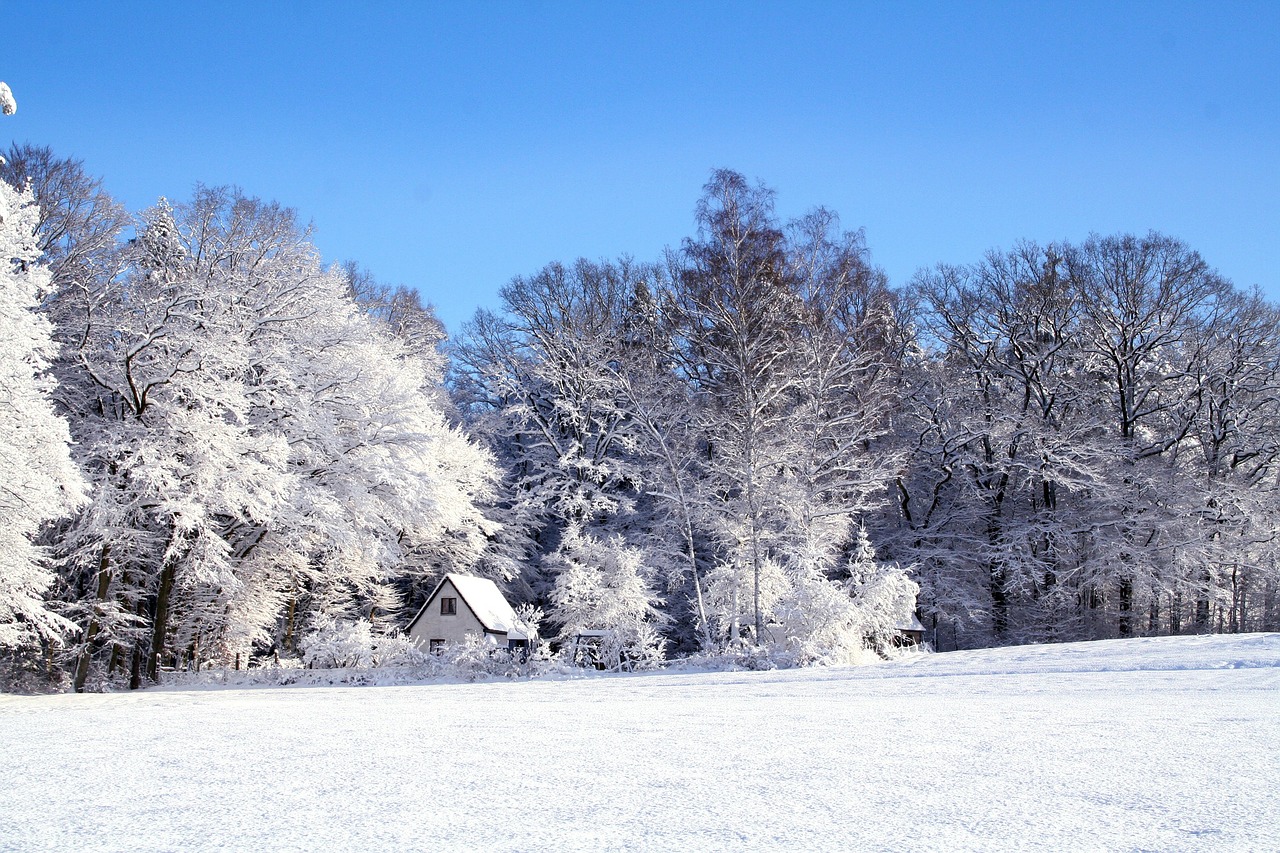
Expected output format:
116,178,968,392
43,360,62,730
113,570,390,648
671,169,801,644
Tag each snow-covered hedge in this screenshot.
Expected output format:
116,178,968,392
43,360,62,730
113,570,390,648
165,629,569,688
674,641,903,673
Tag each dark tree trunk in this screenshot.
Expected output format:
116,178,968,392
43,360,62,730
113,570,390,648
129,643,142,690
145,562,177,684
73,545,112,693
1118,577,1133,637
1195,573,1212,631
990,567,1008,639
284,596,297,653
1263,578,1278,632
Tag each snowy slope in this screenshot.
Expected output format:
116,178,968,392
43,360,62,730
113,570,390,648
2,634,1277,852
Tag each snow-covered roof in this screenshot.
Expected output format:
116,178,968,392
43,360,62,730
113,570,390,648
445,574,519,633
898,613,926,632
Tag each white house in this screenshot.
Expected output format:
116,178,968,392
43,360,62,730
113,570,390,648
406,573,532,653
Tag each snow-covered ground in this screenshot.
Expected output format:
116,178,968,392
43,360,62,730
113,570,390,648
2,634,1277,852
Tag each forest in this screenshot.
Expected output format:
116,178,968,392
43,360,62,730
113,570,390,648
4,147,1279,690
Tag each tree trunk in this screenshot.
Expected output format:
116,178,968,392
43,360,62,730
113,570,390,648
1263,577,1277,632
987,513,1008,639
129,642,142,690
72,545,112,693
145,562,177,683
1195,569,1212,631
751,531,763,644
746,422,763,645
990,566,1008,639
729,581,741,646
283,596,297,653
1118,577,1133,637
1229,566,1240,633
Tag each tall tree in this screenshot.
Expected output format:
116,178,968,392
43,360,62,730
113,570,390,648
671,169,800,643
451,258,664,630
0,177,85,652
904,244,1109,643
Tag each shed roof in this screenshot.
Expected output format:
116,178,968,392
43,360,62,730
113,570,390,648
899,613,926,632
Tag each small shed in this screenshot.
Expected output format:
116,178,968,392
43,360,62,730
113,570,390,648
565,630,610,670
895,612,926,647
406,574,531,653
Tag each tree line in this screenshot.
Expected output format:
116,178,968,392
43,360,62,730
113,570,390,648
3,153,1277,689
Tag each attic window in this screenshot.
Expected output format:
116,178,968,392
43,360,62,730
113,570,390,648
440,597,457,615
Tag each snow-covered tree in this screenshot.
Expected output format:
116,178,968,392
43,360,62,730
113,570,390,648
0,144,130,294
458,170,919,659
0,178,85,650
767,527,917,663
450,258,663,616
889,233,1280,646
901,244,1112,643
670,170,804,644
1069,233,1232,636
667,172,910,651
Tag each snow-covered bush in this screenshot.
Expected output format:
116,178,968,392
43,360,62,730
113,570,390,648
430,635,557,680
547,527,667,670
299,618,424,669
679,531,920,669
771,564,884,666
163,633,566,689
564,623,668,672
675,643,793,672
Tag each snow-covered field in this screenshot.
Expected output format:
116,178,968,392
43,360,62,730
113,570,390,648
2,634,1277,853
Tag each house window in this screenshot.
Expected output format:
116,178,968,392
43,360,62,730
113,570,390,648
440,597,457,615
429,639,446,654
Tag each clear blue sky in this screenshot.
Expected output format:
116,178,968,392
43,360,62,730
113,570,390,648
5,1,1277,332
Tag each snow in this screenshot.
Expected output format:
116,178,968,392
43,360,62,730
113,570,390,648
2,633,1277,852
0,82,15,116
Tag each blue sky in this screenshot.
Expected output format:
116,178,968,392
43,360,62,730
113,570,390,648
5,1,1277,332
